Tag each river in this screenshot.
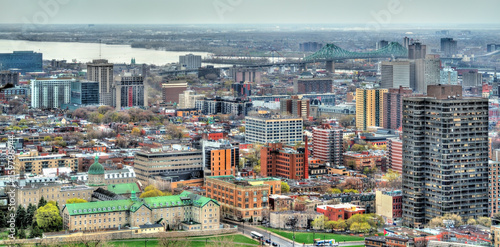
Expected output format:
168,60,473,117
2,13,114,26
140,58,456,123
0,39,213,66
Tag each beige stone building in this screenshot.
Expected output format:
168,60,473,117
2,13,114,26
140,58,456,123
13,181,94,209
62,191,220,232
15,151,78,174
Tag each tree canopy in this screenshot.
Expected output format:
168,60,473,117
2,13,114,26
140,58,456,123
66,198,88,204
281,182,290,193
35,201,63,232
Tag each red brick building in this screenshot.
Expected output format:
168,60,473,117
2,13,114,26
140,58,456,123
316,204,365,221
387,138,403,174
261,142,308,180
162,81,187,104
382,86,412,130
293,78,333,94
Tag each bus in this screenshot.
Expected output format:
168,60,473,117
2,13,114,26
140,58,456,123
314,239,338,246
251,231,264,240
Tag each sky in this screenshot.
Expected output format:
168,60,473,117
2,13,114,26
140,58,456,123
1,0,499,26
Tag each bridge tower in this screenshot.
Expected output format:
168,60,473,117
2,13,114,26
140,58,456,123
325,61,335,73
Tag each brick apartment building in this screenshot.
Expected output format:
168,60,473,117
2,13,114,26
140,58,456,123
316,203,365,221
205,176,281,221
260,142,308,180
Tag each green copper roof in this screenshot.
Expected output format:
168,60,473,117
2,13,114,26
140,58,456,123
65,199,133,216
88,156,104,175
107,183,140,195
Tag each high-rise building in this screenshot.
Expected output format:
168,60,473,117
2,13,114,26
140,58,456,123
70,80,99,105
0,51,42,74
387,138,403,174
261,142,308,180
355,88,388,130
31,78,74,109
440,67,458,85
113,76,147,109
312,124,343,166
381,61,411,89
403,37,410,49
178,90,204,109
162,81,187,105
487,44,500,53
87,59,114,106
179,54,202,69
402,85,488,228
232,81,252,98
0,70,19,86
202,140,239,177
300,42,323,52
376,40,389,50
441,38,458,57
383,86,413,130
490,160,500,216
245,116,303,144
230,68,262,83
414,55,441,93
280,96,310,118
462,70,483,88
408,42,427,60
293,78,333,94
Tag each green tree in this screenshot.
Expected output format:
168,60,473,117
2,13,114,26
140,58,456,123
26,203,37,227
311,215,326,229
18,228,26,239
350,222,361,233
359,222,371,233
467,218,477,225
477,217,492,227
29,226,43,238
139,185,170,198
35,201,63,232
131,127,141,136
351,144,365,152
0,210,6,228
43,136,52,142
15,205,26,229
382,169,400,182
66,198,88,204
327,188,342,194
281,182,290,193
343,189,359,194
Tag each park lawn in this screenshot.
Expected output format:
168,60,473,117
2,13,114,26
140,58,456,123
0,231,10,240
260,227,364,244
107,234,259,247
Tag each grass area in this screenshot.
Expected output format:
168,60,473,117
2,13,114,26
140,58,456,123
260,227,365,244
0,231,10,240
107,234,259,247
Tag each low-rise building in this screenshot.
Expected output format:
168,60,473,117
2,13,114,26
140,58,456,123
269,195,294,212
62,191,219,232
316,203,365,221
270,211,324,230
261,142,308,180
376,190,402,223
205,175,281,221
15,151,78,174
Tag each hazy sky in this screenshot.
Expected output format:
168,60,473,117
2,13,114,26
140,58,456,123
1,0,499,25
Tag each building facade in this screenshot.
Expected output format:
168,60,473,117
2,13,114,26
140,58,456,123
355,88,388,130
383,86,413,130
441,38,458,57
293,78,333,94
0,51,42,74
402,85,489,227
62,191,220,231
162,81,188,104
408,42,427,60
205,176,281,221
195,97,252,116
387,138,403,174
270,211,324,229
15,151,78,174
202,140,239,176
414,55,441,94
316,204,365,221
381,61,411,89
31,78,73,109
462,70,483,88
179,54,202,69
70,80,99,105
260,142,308,180
134,149,203,184
113,76,147,108
280,96,310,118
0,70,19,86
245,116,303,145
87,59,114,106
178,90,205,109
376,190,403,222
312,124,343,166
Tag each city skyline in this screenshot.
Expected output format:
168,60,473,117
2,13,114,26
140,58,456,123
1,0,499,26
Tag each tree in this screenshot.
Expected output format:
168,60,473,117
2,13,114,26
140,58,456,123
157,233,189,247
343,189,359,194
477,217,491,227
15,205,26,229
339,115,355,127
350,222,361,233
131,127,142,136
382,169,400,182
66,198,88,204
467,218,477,225
35,201,63,232
43,136,52,142
18,228,26,239
281,182,290,193
139,185,170,198
26,203,37,227
359,222,371,233
351,144,365,152
29,226,43,239
311,215,326,230
327,188,342,194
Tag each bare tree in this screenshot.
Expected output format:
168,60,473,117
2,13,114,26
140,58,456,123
157,233,189,247
206,235,236,247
